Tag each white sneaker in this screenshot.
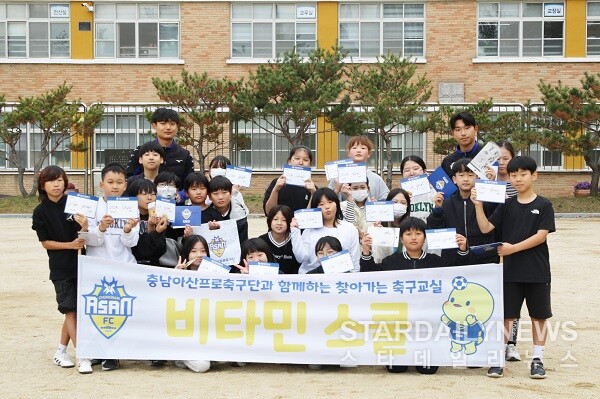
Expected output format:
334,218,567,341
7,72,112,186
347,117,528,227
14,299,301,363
78,359,93,374
182,360,210,373
53,350,75,368
506,343,521,361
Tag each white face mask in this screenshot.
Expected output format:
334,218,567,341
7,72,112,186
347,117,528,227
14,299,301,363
210,168,227,178
157,186,177,199
352,189,369,202
393,203,407,218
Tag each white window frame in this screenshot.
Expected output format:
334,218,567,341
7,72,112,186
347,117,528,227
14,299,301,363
0,2,70,59
94,3,180,60
230,2,317,62
338,2,426,62
476,1,565,60
588,1,600,56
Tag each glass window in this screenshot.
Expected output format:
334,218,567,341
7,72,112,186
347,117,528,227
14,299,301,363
231,2,317,58
588,1,600,55
94,2,179,59
338,2,425,58
0,2,69,58
477,2,564,58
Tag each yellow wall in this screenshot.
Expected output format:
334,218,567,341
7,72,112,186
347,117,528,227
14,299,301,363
317,2,338,51
565,0,587,57
70,2,94,59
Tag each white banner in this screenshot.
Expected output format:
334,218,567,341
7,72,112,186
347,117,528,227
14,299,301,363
77,256,504,367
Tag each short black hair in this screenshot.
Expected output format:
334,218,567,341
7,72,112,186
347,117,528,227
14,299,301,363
315,236,342,255
399,217,427,237
450,111,477,130
451,158,475,174
184,172,209,191
266,205,293,233
208,175,233,194
37,165,68,202
151,107,180,125
310,187,343,224
126,178,157,197
138,141,165,158
154,171,181,188
400,155,427,172
208,155,231,169
101,163,126,180
507,155,537,174
241,238,275,263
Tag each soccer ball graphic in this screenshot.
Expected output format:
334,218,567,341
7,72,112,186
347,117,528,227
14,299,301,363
452,276,468,290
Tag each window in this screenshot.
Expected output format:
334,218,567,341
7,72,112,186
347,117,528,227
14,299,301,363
94,3,180,59
526,143,562,169
339,3,425,58
94,112,151,167
231,3,317,58
0,2,70,58
234,117,317,169
588,1,600,55
477,2,564,57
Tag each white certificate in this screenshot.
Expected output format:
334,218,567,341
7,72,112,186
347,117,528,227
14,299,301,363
77,231,99,245
225,165,253,188
367,226,397,247
152,197,177,222
337,162,367,184
468,142,501,180
425,228,458,250
325,158,353,181
199,257,232,275
106,197,139,219
400,175,431,197
248,262,280,276
474,180,507,203
282,164,312,187
320,250,354,274
64,192,98,218
365,201,395,222
294,208,323,229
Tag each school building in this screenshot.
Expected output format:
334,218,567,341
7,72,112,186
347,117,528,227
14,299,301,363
0,1,598,197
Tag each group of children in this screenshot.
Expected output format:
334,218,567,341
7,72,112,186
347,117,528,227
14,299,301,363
32,110,555,380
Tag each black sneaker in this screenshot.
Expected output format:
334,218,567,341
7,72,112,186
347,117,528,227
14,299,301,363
530,358,547,379
386,365,408,373
102,359,119,371
150,360,167,367
487,366,504,378
90,359,102,366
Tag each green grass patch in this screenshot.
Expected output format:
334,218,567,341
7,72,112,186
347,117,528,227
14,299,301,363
1,194,599,215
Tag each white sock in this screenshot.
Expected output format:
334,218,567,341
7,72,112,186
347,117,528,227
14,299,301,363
57,344,67,353
533,345,545,361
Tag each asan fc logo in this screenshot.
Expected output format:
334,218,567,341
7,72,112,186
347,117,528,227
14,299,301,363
435,179,446,191
83,277,136,339
181,208,192,220
209,236,227,257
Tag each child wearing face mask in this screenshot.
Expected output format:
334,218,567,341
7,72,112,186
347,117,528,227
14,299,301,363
340,180,372,235
369,188,412,263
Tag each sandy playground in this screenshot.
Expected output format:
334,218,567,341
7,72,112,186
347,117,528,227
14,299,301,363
0,216,598,399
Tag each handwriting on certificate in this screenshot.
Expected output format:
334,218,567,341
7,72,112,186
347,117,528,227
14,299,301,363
106,197,139,219
199,257,232,274
367,226,397,247
320,250,354,274
468,142,501,180
283,165,311,187
365,201,394,222
225,165,253,188
65,192,98,218
425,228,458,250
248,262,280,276
400,175,431,197
337,162,367,184
154,197,176,222
325,158,353,181
474,180,507,203
294,208,323,229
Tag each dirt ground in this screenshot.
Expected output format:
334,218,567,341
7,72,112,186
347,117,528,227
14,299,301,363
0,216,598,399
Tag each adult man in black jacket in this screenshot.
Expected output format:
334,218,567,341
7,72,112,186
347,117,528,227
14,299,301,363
441,111,482,178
